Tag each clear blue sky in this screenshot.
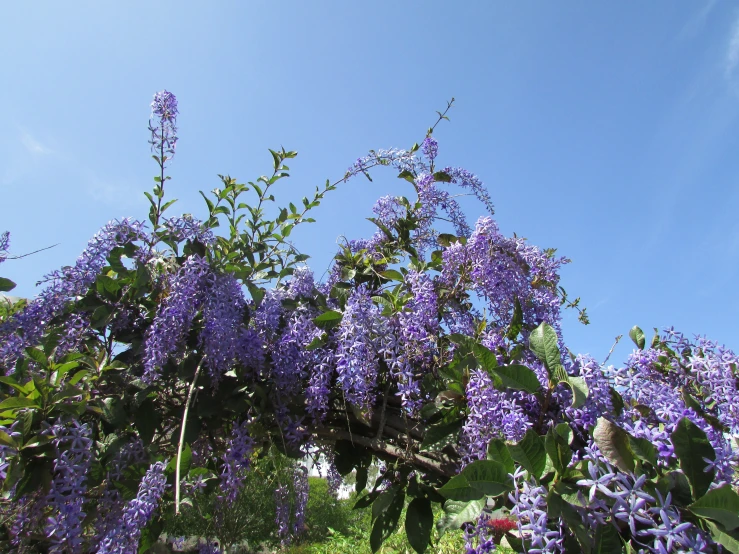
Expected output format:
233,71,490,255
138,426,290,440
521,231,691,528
2,1,738,364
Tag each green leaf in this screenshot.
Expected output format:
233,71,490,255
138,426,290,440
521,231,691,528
313,310,343,329
421,419,463,450
370,488,404,553
491,364,541,393
508,429,547,479
380,269,404,281
460,459,513,497
397,170,416,183
689,485,739,530
166,443,192,478
486,439,514,473
100,397,127,429
672,417,716,499
546,490,592,553
629,326,646,349
529,323,561,377
506,298,524,340
433,171,452,183
437,498,485,536
437,474,484,502
563,376,589,408
592,522,622,554
405,497,433,554
545,425,572,475
134,399,159,446
707,521,739,554
592,418,635,473
0,397,37,411
629,436,658,467
472,343,498,371
0,278,16,292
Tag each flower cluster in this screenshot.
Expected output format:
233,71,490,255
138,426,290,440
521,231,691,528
0,219,146,371
274,484,291,545
97,461,168,554
201,272,247,380
292,466,309,536
45,419,93,553
0,231,9,263
462,368,530,462
219,419,255,504
510,467,564,553
150,90,178,159
163,214,215,246
143,255,213,382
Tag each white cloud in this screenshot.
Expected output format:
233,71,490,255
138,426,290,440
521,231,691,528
19,129,53,155
726,13,739,78
86,174,141,207
677,0,718,42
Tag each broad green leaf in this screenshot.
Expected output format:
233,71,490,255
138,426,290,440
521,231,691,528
134,399,159,446
545,425,572,475
461,459,513,497
672,417,716,499
563,376,588,408
405,497,433,554
165,443,192,478
100,397,127,429
0,397,37,411
592,522,622,554
436,498,485,536
689,485,739,530
432,171,452,183
529,323,561,376
370,488,404,553
313,310,343,329
492,364,541,393
707,521,739,554
506,297,523,340
380,269,404,281
437,474,484,502
0,278,16,292
592,418,635,473
547,490,592,553
629,436,658,467
629,325,646,349
472,343,498,371
508,430,547,479
421,419,463,450
487,439,514,473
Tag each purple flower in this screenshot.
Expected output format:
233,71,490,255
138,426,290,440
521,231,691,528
335,287,384,407
0,219,146,371
163,214,215,246
0,231,9,264
510,467,564,553
421,136,438,161
55,313,92,360
97,461,168,554
44,419,93,553
219,419,255,504
150,90,178,159
201,273,247,380
274,484,291,545
292,466,309,536
143,255,214,382
462,369,531,462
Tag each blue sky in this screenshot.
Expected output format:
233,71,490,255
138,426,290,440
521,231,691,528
1,1,738,363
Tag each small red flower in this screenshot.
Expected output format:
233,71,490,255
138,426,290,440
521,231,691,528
485,518,517,542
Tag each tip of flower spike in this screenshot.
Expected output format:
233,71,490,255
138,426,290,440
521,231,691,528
151,90,178,120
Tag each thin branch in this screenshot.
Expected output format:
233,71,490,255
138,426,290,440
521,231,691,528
175,356,206,515
7,243,59,260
